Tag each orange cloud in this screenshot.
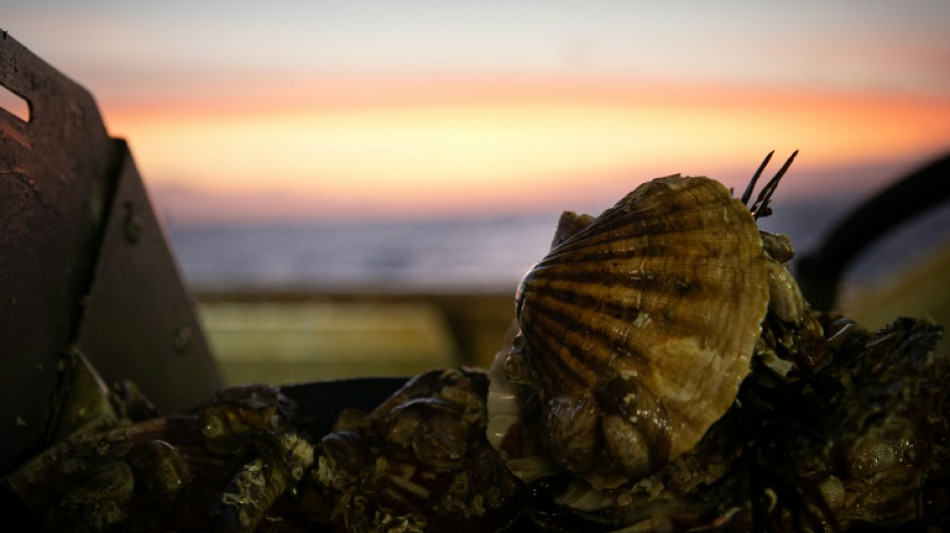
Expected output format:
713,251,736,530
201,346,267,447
105,75,950,219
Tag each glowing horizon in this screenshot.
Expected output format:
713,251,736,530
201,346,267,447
107,75,950,221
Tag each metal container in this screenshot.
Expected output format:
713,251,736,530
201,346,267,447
1,31,220,476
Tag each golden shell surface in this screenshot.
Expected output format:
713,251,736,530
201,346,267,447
514,175,770,484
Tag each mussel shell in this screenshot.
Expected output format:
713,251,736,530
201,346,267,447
516,176,769,475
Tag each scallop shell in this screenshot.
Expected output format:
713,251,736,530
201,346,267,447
513,175,769,486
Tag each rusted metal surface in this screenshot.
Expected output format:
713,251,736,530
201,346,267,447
72,142,221,414
0,31,118,474
1,31,220,476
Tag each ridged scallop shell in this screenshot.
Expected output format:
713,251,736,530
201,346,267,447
514,175,769,485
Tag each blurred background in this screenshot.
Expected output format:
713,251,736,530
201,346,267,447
3,1,949,384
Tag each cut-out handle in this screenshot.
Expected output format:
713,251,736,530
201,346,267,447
0,81,30,123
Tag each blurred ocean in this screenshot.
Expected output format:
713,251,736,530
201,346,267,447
164,198,950,294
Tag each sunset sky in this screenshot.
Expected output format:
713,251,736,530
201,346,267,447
3,1,949,222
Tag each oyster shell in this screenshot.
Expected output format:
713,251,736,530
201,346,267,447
3,380,314,533
302,368,526,532
489,175,770,488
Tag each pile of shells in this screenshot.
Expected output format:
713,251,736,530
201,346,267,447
3,351,315,532
3,157,948,532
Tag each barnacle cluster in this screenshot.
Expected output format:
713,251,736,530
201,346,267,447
487,176,772,490
4,351,314,532
301,368,524,532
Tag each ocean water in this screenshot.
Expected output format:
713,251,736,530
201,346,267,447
164,198,950,294
165,214,558,292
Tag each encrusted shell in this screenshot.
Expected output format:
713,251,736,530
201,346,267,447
510,175,770,486
309,368,525,531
